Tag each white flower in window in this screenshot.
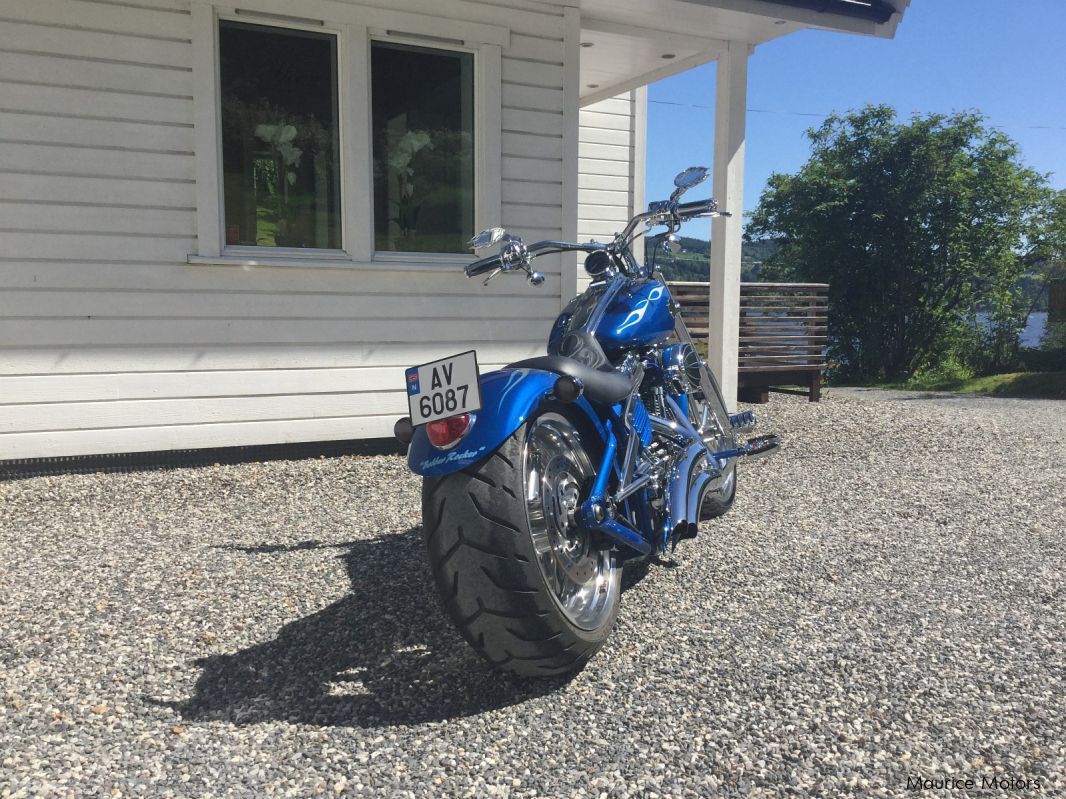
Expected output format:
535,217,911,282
387,130,435,236
255,123,304,185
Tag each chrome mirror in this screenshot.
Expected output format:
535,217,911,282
665,234,682,254
670,166,709,202
470,227,512,251
673,166,709,190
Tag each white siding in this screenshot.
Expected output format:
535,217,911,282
576,87,646,289
0,0,573,458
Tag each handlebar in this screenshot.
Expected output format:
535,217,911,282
616,197,724,244
465,240,607,278
465,199,725,279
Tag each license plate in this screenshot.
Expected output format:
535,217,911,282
405,350,482,426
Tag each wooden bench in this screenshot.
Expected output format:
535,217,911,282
668,281,830,403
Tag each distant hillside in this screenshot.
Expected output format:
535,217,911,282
644,237,779,283
646,239,1051,310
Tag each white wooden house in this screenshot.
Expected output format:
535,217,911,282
0,0,907,459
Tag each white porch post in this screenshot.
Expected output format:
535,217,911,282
709,41,748,412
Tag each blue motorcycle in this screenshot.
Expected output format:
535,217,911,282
395,166,779,676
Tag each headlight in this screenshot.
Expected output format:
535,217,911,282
584,250,612,277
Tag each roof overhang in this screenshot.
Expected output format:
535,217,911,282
579,0,909,105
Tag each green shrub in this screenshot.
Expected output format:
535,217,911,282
905,355,975,390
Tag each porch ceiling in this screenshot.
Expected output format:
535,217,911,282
578,0,908,106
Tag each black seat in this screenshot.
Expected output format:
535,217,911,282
508,331,636,405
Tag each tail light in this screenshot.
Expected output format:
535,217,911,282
426,413,473,450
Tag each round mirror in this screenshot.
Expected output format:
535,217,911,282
665,234,682,254
673,166,709,190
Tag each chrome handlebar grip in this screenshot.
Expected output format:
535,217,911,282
676,198,719,217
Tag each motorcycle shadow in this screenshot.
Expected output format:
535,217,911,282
171,528,576,728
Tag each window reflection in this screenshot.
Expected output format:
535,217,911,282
219,22,341,250
371,42,475,254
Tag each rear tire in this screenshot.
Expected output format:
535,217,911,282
422,410,620,677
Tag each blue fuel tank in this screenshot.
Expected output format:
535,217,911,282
595,278,675,354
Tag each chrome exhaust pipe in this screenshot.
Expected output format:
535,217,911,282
667,438,724,535
656,395,733,536
686,455,724,528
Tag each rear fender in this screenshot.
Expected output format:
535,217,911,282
407,368,605,476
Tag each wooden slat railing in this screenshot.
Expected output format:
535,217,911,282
668,281,830,403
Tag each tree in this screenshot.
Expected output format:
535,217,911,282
1024,189,1066,353
746,105,1049,382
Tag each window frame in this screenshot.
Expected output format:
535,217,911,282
189,1,505,270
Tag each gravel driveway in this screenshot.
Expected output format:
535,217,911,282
2,392,1064,797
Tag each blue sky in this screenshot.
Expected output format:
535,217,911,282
645,0,1066,237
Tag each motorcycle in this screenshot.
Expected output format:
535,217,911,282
394,166,779,676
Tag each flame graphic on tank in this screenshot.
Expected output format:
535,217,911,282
615,285,665,332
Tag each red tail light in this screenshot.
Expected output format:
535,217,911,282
426,413,473,449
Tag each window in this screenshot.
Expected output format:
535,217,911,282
194,6,504,264
371,41,475,254
218,21,341,250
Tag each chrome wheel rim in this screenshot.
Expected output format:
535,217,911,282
523,416,618,631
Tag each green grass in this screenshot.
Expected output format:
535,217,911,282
937,371,1066,398
872,371,1066,399
848,374,1066,400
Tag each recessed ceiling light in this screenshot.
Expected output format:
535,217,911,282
661,53,675,59
587,83,599,88
580,41,594,48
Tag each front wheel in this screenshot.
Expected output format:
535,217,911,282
699,460,736,519
422,410,621,677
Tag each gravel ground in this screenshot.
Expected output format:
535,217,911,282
1,392,1064,797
